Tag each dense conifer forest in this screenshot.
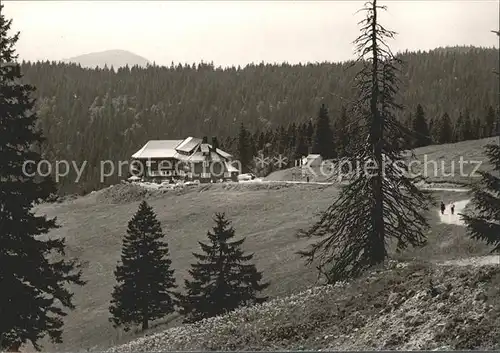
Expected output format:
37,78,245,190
21,46,499,194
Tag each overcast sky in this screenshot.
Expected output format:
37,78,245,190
2,0,499,67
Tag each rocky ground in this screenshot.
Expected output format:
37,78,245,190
107,260,500,352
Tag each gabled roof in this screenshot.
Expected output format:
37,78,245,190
213,147,232,159
132,140,184,159
131,137,233,161
225,162,239,173
188,151,224,162
302,154,322,164
176,137,232,159
176,136,202,153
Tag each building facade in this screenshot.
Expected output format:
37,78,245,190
131,137,239,183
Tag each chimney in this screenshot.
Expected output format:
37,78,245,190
212,136,219,150
202,136,208,144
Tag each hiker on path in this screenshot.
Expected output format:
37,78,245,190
440,201,446,215
451,203,455,215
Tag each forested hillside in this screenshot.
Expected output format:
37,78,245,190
21,46,499,194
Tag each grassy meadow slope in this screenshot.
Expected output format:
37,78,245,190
35,183,333,351
265,137,498,184
32,176,492,351
108,262,500,351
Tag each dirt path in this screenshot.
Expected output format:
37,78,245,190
434,198,500,267
246,179,472,191
438,199,470,226
439,255,500,267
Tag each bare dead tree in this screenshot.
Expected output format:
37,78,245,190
297,0,433,283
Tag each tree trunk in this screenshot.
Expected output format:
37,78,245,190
142,315,149,331
370,0,386,264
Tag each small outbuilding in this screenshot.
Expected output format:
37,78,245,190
301,154,323,167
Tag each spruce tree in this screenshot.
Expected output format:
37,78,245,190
460,30,500,252
306,120,314,150
257,131,266,151
460,143,500,251
401,112,414,148
427,117,434,143
411,104,431,148
109,201,177,331
334,106,350,157
294,132,308,161
288,122,297,154
278,125,288,155
312,103,335,159
237,123,252,173
298,0,432,282
484,106,496,137
0,8,85,351
454,112,464,142
462,110,473,141
248,133,258,162
177,213,269,323
473,117,482,139
437,112,453,144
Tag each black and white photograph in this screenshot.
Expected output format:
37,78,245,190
0,0,499,351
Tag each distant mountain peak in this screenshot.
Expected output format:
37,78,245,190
63,49,151,69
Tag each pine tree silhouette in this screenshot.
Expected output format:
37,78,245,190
460,143,500,252
0,7,85,350
484,106,496,138
454,112,464,142
462,110,473,141
177,213,269,323
473,117,482,139
109,201,177,331
460,30,500,252
294,133,308,160
437,112,453,144
334,106,351,157
428,117,435,143
312,103,335,159
237,123,252,173
411,104,431,148
307,120,315,150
